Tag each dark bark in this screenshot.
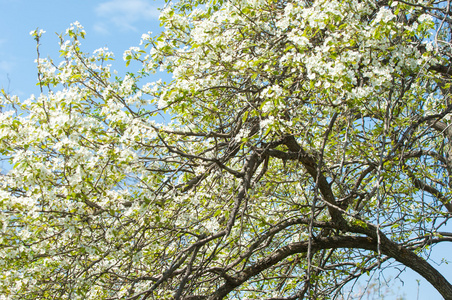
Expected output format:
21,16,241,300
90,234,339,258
207,235,452,299
281,136,346,226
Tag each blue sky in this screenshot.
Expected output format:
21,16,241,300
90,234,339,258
0,0,450,299
0,0,165,97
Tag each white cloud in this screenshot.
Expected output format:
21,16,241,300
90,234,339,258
93,23,111,36
95,0,161,34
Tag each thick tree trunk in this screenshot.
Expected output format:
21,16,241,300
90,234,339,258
207,235,452,299
381,239,452,300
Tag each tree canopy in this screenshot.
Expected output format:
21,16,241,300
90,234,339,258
1,0,452,299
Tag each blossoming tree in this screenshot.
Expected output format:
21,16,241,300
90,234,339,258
1,0,452,299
